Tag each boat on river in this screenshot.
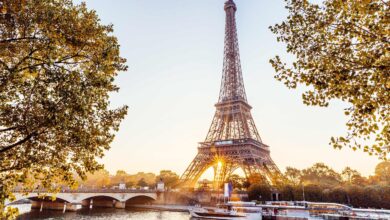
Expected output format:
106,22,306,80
260,201,390,219
190,202,262,220
190,200,390,219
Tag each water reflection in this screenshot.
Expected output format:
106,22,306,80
14,204,191,220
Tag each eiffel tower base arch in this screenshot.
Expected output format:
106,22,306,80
180,140,280,189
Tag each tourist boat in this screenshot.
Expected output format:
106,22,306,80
190,202,262,220
190,207,247,220
260,201,390,219
261,201,311,219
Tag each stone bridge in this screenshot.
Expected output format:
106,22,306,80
7,190,159,211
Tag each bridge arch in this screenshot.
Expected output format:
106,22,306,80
125,195,156,205
78,194,121,202
8,194,73,205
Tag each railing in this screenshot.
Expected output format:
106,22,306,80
12,189,157,193
200,138,269,149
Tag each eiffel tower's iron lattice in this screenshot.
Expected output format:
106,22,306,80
180,0,281,189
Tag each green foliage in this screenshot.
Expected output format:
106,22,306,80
110,170,128,186
81,169,111,189
247,182,272,201
270,0,389,159
301,163,342,186
80,170,161,189
374,161,390,183
155,170,180,189
276,184,390,209
137,178,148,188
0,0,127,217
341,167,366,185
226,174,246,190
284,167,302,186
272,162,390,208
128,172,156,188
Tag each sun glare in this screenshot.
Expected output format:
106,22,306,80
217,160,223,168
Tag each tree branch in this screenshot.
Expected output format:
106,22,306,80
11,48,41,71
0,164,22,172
0,59,10,71
0,132,37,154
0,36,45,44
0,126,18,133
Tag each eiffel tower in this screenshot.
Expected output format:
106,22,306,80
180,0,281,188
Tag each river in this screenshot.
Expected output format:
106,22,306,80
13,204,191,220
12,204,390,220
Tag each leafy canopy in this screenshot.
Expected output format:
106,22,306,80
275,162,390,208
284,167,302,186
374,161,390,182
270,0,389,159
156,170,180,189
0,0,127,217
301,163,342,186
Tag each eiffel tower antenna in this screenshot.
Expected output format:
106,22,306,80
180,0,281,189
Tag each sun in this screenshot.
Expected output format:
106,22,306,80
217,160,223,168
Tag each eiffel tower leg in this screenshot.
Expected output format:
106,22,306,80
180,153,211,188
242,165,252,181
213,162,235,190
213,164,224,190
262,157,283,184
225,164,237,180
243,164,260,183
242,162,270,184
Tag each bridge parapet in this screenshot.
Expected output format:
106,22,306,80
7,190,158,207
12,189,157,193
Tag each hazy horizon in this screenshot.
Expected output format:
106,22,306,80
76,0,381,177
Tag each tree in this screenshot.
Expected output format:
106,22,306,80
155,170,179,189
270,0,389,159
0,0,127,217
301,163,341,186
128,172,156,187
247,183,272,201
374,161,390,183
284,167,302,186
125,181,135,188
226,174,245,190
341,167,366,185
277,162,390,208
110,170,129,186
82,169,111,189
137,178,148,188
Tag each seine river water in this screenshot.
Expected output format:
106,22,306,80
13,204,191,220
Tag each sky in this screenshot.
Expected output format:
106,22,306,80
77,0,381,177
